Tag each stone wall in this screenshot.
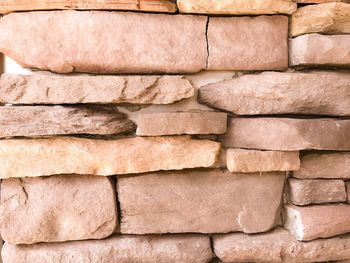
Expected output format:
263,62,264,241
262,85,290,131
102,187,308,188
0,0,349,262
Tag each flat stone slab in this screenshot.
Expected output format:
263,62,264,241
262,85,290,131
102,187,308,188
0,74,194,105
136,112,227,136
226,149,300,173
0,11,207,74
2,235,213,263
213,228,350,263
198,71,350,116
220,118,350,151
0,175,117,244
117,169,285,234
288,178,347,205
207,15,288,71
0,136,220,178
284,204,350,241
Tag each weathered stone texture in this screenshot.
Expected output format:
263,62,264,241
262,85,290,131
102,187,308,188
347,181,350,203
220,118,350,151
0,11,207,74
198,71,350,116
118,169,284,234
213,228,350,263
288,178,347,205
2,235,214,263
0,175,117,244
0,74,194,105
284,204,350,241
0,136,220,178
207,16,288,71
226,149,300,173
294,0,350,3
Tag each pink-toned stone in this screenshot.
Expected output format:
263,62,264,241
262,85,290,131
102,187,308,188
2,234,214,263
347,181,350,203
207,16,288,71
284,204,350,241
288,178,347,205
117,169,285,234
294,0,350,3
0,175,117,244
0,11,207,74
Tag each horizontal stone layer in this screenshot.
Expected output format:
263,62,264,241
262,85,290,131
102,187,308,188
290,34,350,69
117,169,284,234
220,118,350,151
294,0,350,3
0,175,117,244
213,228,350,262
0,74,194,105
284,204,350,241
198,71,350,116
2,235,213,263
136,112,227,136
0,136,220,178
293,152,350,179
288,178,347,205
226,149,300,173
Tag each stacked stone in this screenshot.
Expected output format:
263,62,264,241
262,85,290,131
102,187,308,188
0,0,348,263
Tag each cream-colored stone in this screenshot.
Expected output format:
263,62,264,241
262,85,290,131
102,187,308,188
294,0,350,3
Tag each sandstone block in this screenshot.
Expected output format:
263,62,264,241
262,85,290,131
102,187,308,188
0,136,220,178
220,118,350,151
207,16,288,71
284,204,350,241
0,11,207,74
213,228,350,263
2,235,213,263
290,34,350,69
136,112,227,136
0,175,117,244
117,169,284,234
0,74,194,105
198,71,350,116
288,178,347,205
294,0,350,3
347,181,350,203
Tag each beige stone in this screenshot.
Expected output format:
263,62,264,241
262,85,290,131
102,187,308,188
288,178,347,205
117,169,285,234
294,0,350,3
0,74,194,105
2,234,213,263
136,111,227,136
213,227,350,263
0,11,207,74
226,149,300,173
177,0,297,15
207,16,288,71
0,175,117,244
293,152,350,179
290,3,350,37
220,117,350,151
290,34,350,69
284,204,350,241
198,71,350,116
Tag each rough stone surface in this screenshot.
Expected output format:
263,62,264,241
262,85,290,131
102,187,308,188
226,149,300,173
117,169,285,234
220,118,350,151
213,228,350,263
0,11,207,74
0,175,117,244
347,181,350,203
288,178,347,206
2,234,214,263
198,71,350,116
290,3,350,37
294,0,350,3
283,204,350,241
177,0,297,15
207,16,288,71
0,74,194,105
290,34,350,69
0,105,135,137
136,111,227,136
0,136,220,178
293,152,350,179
